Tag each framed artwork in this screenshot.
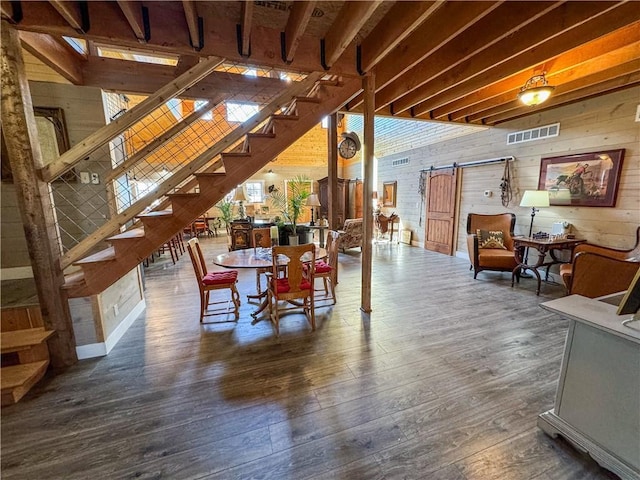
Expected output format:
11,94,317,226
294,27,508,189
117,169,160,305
538,149,624,207
382,181,397,207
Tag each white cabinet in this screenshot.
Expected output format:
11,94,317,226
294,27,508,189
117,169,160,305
539,295,640,480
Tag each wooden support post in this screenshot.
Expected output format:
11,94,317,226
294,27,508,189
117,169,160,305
361,73,375,313
1,21,77,367
327,112,339,230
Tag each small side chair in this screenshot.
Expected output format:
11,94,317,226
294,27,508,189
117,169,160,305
187,238,240,322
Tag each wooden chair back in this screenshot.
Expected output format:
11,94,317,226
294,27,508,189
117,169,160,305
271,244,315,298
252,227,272,249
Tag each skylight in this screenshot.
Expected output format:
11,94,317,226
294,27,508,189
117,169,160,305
62,36,87,55
96,45,178,66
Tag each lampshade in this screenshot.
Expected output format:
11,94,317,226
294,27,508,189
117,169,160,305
520,190,550,208
517,73,555,106
233,186,247,202
305,193,321,207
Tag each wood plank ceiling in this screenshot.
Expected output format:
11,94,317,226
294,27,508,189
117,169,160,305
3,0,639,126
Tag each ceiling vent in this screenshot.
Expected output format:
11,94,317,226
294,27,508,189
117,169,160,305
392,157,409,167
507,123,560,145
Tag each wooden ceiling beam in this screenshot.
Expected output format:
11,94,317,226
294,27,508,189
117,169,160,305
376,1,561,111
15,1,358,75
116,1,147,43
322,0,383,69
403,1,638,117
467,52,640,123
182,0,202,50
484,68,640,125
449,38,640,122
348,1,501,109
81,56,286,102
358,0,444,74
19,30,84,84
239,0,253,57
283,1,316,63
49,0,88,34
1,1,20,23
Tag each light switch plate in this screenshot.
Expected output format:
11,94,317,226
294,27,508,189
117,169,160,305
91,173,100,184
80,171,90,184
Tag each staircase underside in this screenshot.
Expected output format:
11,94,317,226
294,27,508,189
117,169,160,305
64,75,362,298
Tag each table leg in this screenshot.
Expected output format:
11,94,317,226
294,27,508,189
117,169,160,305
318,229,325,248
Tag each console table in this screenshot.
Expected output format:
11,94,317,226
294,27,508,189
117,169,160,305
512,237,585,295
539,294,639,479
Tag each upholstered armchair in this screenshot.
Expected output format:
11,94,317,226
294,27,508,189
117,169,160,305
568,252,639,298
338,218,363,252
560,226,640,292
467,213,519,279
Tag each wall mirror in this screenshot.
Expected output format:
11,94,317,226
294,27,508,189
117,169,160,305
382,181,397,207
1,107,72,182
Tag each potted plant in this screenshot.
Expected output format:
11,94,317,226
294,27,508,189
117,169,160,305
270,175,311,245
216,198,234,235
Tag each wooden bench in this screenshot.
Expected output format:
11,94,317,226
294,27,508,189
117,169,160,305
1,327,54,406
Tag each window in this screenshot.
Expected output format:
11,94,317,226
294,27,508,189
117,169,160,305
226,102,259,123
194,100,213,120
245,181,264,203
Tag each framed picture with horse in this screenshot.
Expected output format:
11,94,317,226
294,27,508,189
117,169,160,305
538,149,624,207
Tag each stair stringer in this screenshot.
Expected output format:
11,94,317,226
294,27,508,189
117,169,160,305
66,76,362,298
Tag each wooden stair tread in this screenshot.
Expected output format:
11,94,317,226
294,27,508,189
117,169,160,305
1,328,54,353
74,247,116,265
272,115,299,121
1,360,48,392
136,210,173,218
221,152,251,157
167,192,200,198
63,270,85,288
194,172,226,177
107,228,145,241
295,96,320,103
247,132,276,138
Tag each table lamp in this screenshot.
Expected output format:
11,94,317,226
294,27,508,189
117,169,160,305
520,190,550,237
306,193,321,226
233,186,247,219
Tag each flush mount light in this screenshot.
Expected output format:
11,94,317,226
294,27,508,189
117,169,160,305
517,73,555,106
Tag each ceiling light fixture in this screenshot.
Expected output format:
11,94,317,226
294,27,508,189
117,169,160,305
517,73,555,107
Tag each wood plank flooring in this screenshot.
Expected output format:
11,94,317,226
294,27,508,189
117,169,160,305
1,237,619,479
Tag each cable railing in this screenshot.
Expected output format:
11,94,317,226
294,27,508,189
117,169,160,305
47,59,317,268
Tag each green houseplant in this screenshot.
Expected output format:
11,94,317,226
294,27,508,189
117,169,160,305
216,198,235,235
270,175,311,245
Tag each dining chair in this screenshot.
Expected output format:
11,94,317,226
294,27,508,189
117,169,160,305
267,244,315,336
307,230,340,305
252,227,272,295
187,238,240,322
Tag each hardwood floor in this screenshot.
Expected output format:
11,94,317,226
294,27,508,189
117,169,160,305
1,236,619,479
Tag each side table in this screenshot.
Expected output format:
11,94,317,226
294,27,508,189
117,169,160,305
512,237,586,295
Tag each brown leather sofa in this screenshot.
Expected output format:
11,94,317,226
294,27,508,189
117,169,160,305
466,213,519,279
561,226,640,296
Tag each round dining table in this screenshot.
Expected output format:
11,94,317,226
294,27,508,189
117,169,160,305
213,246,327,321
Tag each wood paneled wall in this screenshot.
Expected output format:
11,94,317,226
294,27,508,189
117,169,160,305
1,82,107,273
374,87,639,253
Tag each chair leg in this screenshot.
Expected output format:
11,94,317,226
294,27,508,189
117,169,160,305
231,284,240,320
256,271,262,295
199,291,206,323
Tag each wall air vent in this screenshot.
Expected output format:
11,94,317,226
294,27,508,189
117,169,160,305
392,157,409,167
507,123,560,145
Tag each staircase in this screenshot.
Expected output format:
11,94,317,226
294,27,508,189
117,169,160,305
64,75,362,298
1,327,54,406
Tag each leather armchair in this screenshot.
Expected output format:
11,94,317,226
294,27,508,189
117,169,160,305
466,213,518,279
338,218,363,252
568,251,640,298
560,226,640,292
